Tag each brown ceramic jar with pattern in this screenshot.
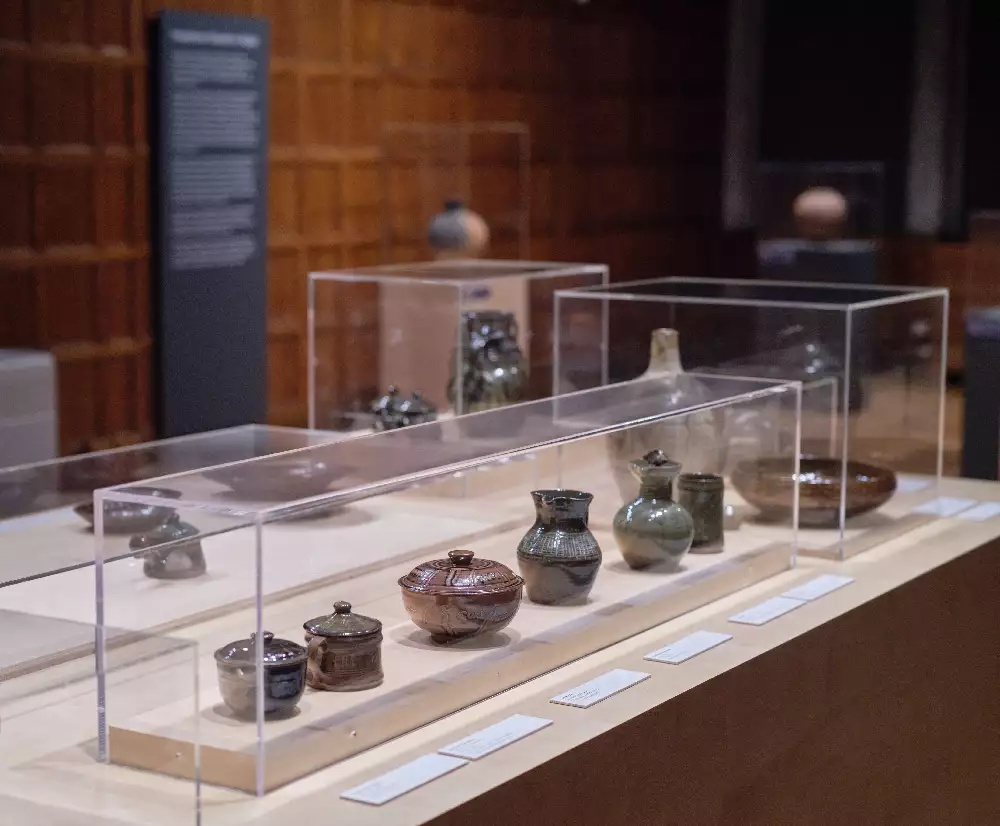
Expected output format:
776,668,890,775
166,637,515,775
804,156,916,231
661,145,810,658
302,601,383,691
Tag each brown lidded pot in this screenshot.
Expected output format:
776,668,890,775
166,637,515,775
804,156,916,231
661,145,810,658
398,549,524,643
302,601,383,691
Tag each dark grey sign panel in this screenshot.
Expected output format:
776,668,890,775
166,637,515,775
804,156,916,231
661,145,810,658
152,11,269,436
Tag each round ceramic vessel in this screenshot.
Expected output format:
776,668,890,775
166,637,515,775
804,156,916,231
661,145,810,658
612,450,694,571
303,601,383,691
398,549,523,643
677,473,725,554
516,490,602,605
447,310,527,422
730,456,897,527
214,631,307,720
74,486,181,534
130,517,206,580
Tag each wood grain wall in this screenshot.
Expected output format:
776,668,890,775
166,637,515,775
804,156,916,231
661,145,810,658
0,0,728,454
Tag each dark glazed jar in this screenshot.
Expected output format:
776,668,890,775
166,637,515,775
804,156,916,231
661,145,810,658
516,490,602,605
399,549,523,643
130,516,207,579
677,473,725,554
303,601,383,691
213,631,308,720
612,450,694,571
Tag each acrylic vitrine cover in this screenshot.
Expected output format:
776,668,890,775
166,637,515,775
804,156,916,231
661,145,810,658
0,610,199,823
0,425,339,590
93,375,800,795
554,277,948,560
307,259,609,431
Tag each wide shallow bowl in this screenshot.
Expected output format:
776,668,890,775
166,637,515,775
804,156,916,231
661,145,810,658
73,486,182,534
204,458,345,501
730,457,897,528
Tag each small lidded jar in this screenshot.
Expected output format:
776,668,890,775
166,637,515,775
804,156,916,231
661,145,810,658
213,631,307,720
302,601,383,692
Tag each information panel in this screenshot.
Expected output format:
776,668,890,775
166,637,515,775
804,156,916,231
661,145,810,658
152,11,269,436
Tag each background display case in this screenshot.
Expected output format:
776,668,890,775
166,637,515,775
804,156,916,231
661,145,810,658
307,259,609,430
554,277,948,560
380,121,530,262
94,375,800,795
0,425,338,590
0,611,199,824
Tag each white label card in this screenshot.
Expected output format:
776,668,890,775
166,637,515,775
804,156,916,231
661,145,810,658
896,475,933,493
782,574,854,602
729,595,804,626
644,630,733,665
550,668,650,709
913,497,978,518
340,754,468,806
956,501,1000,522
438,715,553,760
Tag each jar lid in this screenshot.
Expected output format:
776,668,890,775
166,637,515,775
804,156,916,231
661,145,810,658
303,601,382,638
398,549,524,596
630,449,682,480
213,631,307,667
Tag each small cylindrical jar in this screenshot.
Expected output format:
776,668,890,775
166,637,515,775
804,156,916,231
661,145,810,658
678,473,725,554
303,601,383,691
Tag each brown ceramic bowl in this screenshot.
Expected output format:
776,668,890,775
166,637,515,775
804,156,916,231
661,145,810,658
203,458,345,501
399,549,523,643
730,457,897,528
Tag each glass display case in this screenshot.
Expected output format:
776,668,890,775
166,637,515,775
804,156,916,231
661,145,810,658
756,162,885,285
307,259,609,430
0,425,339,590
0,611,199,823
380,121,530,262
554,277,948,560
94,375,800,796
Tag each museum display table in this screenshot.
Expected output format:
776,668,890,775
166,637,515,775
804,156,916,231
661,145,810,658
2,476,999,825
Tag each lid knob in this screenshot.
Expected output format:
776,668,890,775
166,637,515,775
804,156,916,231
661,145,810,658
448,549,474,566
643,449,670,467
334,601,352,614
250,631,274,646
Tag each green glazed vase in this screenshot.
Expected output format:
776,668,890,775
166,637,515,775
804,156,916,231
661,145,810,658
612,450,694,571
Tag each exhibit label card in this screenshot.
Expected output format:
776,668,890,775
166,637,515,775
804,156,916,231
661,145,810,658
340,754,468,806
913,497,977,517
729,596,804,626
782,574,854,602
550,669,651,708
955,501,1000,522
644,630,732,665
438,714,553,760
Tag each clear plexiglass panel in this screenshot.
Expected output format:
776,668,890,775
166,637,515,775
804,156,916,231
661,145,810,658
555,276,948,561
0,611,198,824
94,375,800,795
308,259,609,430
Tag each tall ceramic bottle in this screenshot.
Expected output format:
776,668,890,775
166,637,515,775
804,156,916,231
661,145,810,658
612,450,694,571
607,329,724,501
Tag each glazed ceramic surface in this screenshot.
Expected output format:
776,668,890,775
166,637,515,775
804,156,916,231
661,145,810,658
730,456,897,527
130,517,206,580
399,549,523,642
204,458,344,500
74,486,181,534
447,311,527,415
427,200,490,258
303,601,384,691
677,473,725,554
370,386,437,431
214,631,307,720
607,329,725,501
516,490,602,605
612,450,694,571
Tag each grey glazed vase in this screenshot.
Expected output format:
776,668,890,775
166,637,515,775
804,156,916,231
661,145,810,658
612,450,694,571
516,490,602,605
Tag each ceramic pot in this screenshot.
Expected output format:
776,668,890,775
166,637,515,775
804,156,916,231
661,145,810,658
74,486,182,534
214,631,307,720
612,450,694,571
730,456,896,527
427,200,490,259
607,329,725,501
447,310,527,418
399,549,523,643
303,601,383,691
203,458,344,501
370,386,438,432
516,490,601,605
130,517,206,580
677,473,725,554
